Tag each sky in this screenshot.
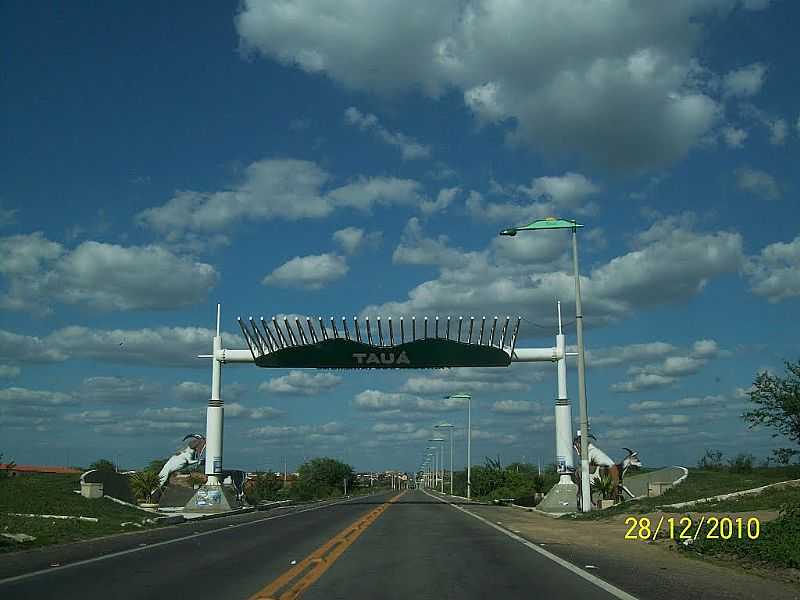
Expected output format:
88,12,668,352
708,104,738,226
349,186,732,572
1,0,798,474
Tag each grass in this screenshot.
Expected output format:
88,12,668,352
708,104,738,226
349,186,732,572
0,474,160,552
665,483,800,513
563,466,800,520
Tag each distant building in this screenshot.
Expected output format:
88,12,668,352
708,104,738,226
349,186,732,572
0,464,82,476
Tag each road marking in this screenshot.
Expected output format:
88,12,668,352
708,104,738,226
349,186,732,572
249,491,405,600
0,493,389,587
424,490,640,600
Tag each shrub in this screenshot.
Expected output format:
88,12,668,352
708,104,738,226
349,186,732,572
90,459,117,472
246,472,282,505
728,453,755,474
697,449,724,470
130,470,161,504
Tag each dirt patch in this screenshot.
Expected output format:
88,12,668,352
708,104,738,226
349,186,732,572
465,504,800,599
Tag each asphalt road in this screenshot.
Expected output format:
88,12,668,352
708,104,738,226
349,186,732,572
0,489,633,600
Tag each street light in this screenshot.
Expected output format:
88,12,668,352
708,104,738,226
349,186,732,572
426,447,438,489
435,423,455,495
445,394,472,500
500,217,592,512
428,438,446,492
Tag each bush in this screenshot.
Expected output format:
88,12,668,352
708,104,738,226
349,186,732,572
0,453,15,480
129,470,161,503
89,459,117,472
697,449,724,470
246,472,282,505
728,453,755,474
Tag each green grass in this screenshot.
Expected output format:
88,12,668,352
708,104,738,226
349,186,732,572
0,474,160,552
667,484,800,513
564,466,800,520
684,502,800,568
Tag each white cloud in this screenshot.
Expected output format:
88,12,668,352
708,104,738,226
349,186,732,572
745,235,800,302
723,63,766,97
173,381,211,402
0,325,236,369
78,376,163,404
736,167,781,200
63,410,116,425
587,342,676,368
0,233,217,313
0,205,18,228
0,365,20,379
420,188,460,216
628,400,666,412
466,173,599,223
235,1,744,170
692,339,719,358
353,389,467,413
722,126,747,148
259,371,342,395
247,421,348,443
402,377,528,395
610,373,676,393
332,227,382,255
263,253,348,290
0,386,76,406
392,218,481,269
368,214,743,326
344,107,432,160
491,400,542,414
741,105,789,146
137,159,425,241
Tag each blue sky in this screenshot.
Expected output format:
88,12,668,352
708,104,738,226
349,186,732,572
1,1,798,473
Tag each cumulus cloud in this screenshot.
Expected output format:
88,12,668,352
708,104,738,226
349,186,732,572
723,63,766,97
0,365,20,379
587,342,676,368
367,214,743,327
332,227,382,255
353,389,467,413
232,1,759,170
466,173,600,224
745,235,800,302
392,218,481,269
344,107,432,160
612,338,720,391
262,253,348,290
0,233,217,313
0,386,76,406
0,325,236,368
491,400,542,414
736,167,781,200
722,126,747,148
77,376,163,404
420,188,460,216
259,371,342,395
137,159,425,242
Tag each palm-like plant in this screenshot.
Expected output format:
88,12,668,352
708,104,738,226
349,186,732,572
591,473,615,502
130,470,161,504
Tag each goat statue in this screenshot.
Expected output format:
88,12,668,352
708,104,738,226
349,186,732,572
571,433,641,510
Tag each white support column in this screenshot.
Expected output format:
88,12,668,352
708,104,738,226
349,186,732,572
554,301,574,484
205,304,224,485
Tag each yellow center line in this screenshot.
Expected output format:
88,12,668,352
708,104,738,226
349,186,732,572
249,491,406,600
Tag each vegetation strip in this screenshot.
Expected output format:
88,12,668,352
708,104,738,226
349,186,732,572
249,491,405,600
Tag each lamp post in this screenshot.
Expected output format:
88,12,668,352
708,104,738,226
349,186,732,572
435,423,455,495
500,217,592,512
426,448,437,489
445,394,472,500
429,439,445,492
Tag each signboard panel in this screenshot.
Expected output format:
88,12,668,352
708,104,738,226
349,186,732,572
254,338,511,369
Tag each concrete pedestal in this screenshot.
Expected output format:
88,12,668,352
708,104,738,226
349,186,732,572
536,481,578,513
183,484,242,513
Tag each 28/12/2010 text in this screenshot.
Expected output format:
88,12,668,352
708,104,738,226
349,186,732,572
624,516,761,541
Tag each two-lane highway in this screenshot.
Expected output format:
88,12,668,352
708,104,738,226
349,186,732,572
0,489,632,600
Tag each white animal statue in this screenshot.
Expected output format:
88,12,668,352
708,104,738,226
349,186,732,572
157,434,206,487
572,432,641,508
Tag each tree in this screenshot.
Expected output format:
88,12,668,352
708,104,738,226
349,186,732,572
90,458,117,472
294,458,354,500
246,472,282,505
0,453,15,480
742,361,800,446
147,459,168,475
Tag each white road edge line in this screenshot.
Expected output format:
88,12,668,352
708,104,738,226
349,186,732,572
0,493,386,586
423,490,640,600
